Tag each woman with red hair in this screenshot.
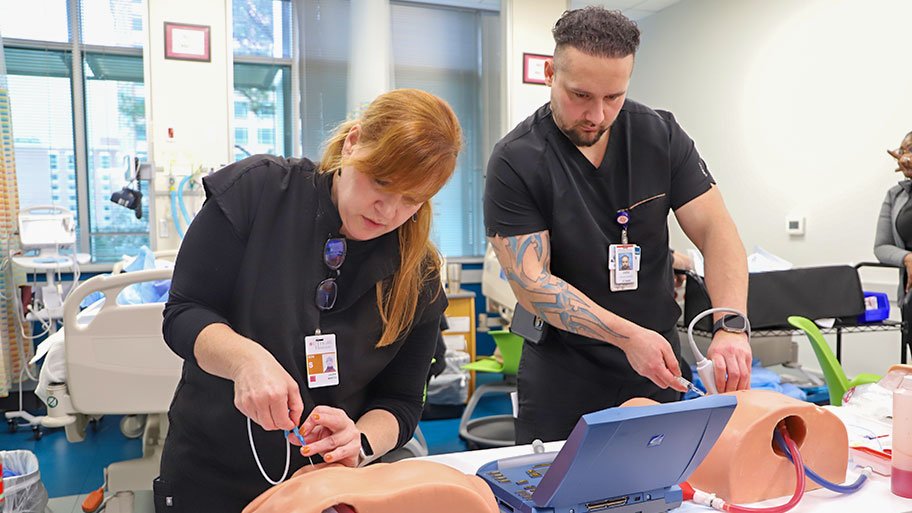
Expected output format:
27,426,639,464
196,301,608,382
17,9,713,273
156,89,462,512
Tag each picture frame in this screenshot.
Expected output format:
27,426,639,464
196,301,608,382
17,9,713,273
523,53,552,85
164,22,211,62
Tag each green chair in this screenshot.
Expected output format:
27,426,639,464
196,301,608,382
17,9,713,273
458,330,523,448
787,316,881,406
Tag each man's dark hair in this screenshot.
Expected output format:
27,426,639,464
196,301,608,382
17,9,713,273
552,7,640,64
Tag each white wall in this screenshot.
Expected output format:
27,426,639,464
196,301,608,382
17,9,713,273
502,0,567,128
631,0,912,376
146,0,232,251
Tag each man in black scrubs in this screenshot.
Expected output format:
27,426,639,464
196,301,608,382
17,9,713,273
484,7,751,444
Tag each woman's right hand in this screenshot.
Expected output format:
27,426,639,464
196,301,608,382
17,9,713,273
232,346,304,431
904,254,912,292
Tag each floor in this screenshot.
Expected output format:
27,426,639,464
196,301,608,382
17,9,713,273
0,373,511,512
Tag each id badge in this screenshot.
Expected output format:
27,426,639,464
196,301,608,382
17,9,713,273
305,333,339,388
608,244,641,292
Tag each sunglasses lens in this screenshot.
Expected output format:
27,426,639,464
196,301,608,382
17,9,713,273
324,238,346,270
315,278,337,311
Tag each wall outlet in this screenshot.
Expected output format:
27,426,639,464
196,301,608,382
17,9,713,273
786,216,805,236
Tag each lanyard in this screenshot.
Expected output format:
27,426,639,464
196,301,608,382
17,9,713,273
616,210,630,244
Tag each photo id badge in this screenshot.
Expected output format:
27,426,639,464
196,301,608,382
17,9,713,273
305,333,339,388
608,243,641,292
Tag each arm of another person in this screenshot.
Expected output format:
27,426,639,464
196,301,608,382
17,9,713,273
674,186,750,392
163,200,303,432
873,190,912,291
489,232,685,392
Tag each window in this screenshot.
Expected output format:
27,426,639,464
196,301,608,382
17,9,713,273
233,0,294,158
300,0,348,161
233,0,293,59
6,46,69,218
1,0,149,262
293,1,500,256
0,1,70,43
392,2,501,257
235,101,248,118
83,53,148,261
257,128,275,145
235,127,248,145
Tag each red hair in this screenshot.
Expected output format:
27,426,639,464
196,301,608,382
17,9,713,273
320,89,462,347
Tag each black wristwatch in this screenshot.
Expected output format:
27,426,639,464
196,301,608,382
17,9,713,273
712,314,749,337
358,432,374,467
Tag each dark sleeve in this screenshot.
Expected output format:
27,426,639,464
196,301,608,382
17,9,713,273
364,284,448,449
875,188,908,267
662,111,716,210
428,323,447,379
161,193,246,363
484,149,549,238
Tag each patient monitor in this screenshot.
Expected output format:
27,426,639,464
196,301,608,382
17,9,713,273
18,205,77,254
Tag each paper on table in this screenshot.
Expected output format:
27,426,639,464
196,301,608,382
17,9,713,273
443,334,466,351
686,245,793,277
445,316,471,333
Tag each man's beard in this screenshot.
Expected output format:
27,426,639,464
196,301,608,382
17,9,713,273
562,125,609,147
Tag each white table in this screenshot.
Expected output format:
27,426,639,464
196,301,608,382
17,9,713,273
421,438,911,512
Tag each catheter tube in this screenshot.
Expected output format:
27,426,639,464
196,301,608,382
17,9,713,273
177,174,194,226
722,425,805,513
170,189,185,239
774,430,868,493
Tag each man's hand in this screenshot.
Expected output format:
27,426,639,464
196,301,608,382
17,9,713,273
706,331,751,392
621,328,687,392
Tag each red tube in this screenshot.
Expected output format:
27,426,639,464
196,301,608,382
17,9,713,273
723,425,806,513
680,481,696,501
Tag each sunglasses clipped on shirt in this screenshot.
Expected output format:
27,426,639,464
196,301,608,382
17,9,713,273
316,237,346,311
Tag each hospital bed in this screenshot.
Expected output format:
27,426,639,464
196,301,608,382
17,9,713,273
43,267,181,513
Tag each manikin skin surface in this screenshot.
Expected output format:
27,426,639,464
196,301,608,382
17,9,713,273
622,390,848,503
242,460,499,513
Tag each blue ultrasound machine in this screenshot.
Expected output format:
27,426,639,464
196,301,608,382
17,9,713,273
477,395,737,513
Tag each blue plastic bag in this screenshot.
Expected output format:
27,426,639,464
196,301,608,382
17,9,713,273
79,246,171,308
686,361,807,401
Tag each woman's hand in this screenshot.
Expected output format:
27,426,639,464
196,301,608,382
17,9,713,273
231,345,303,431
904,254,912,292
294,405,361,468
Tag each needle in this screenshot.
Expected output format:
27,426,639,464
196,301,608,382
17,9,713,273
677,376,705,396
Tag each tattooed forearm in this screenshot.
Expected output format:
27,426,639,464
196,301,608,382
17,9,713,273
491,233,630,343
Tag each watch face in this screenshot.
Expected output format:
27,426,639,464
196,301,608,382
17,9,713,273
723,314,746,330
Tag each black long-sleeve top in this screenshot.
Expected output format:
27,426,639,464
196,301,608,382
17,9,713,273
159,155,447,505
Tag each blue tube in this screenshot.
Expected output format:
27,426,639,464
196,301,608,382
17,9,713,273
774,430,867,493
177,174,194,227
170,189,185,239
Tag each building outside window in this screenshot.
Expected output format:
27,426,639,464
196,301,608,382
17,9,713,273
232,0,293,159
0,0,149,262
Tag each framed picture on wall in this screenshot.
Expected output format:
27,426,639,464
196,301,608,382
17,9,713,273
523,53,552,85
164,22,211,62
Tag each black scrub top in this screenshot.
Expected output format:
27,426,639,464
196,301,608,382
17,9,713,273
484,101,714,383
160,155,447,504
